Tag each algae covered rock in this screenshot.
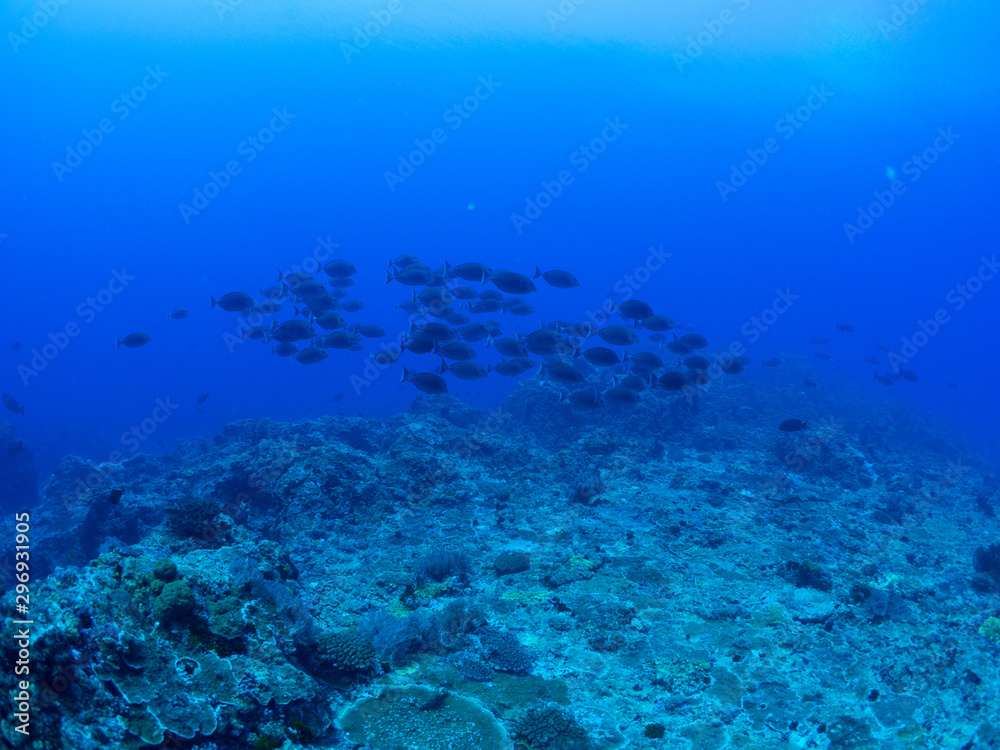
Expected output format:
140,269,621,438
338,685,510,750
153,580,195,624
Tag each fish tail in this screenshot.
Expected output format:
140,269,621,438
534,266,542,279
210,296,217,310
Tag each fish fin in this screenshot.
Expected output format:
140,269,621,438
534,266,542,279
115,339,123,348
210,296,217,310
400,367,411,384
386,270,393,284
486,335,494,349
439,358,448,374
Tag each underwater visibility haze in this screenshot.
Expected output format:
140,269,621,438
1,0,999,748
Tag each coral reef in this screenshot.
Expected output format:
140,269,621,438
2,379,1000,748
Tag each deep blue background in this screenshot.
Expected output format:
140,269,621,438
0,0,997,481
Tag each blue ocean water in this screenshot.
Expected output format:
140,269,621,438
1,0,997,481
3,4,1000,748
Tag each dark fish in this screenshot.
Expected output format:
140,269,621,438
490,270,537,295
315,312,347,330
542,361,585,384
658,372,687,391
809,337,829,345
197,392,210,405
493,357,535,376
168,308,190,319
814,353,832,360
665,336,693,356
444,311,471,326
604,386,641,405
488,336,528,358
946,381,958,389
803,379,817,387
391,253,421,268
762,358,781,367
560,387,601,409
332,392,345,402
779,419,807,432
533,267,580,289
899,370,919,382
108,488,123,505
836,323,855,332
598,325,640,346
436,342,477,361
275,320,317,342
467,299,504,314
243,325,274,341
3,394,25,415
396,299,424,314
401,369,448,394
295,346,329,365
320,332,362,349
629,352,663,372
583,347,620,367
11,342,21,350
260,285,286,300
117,332,151,349
616,373,649,392
272,343,299,357
279,271,313,286
445,261,494,283
440,360,491,380
863,356,880,366
414,322,457,343
719,357,744,375
639,315,675,332
357,325,387,339
387,266,434,286
617,300,654,320
8,440,24,456
322,259,357,278
478,290,504,302
402,334,436,355
450,285,479,300
873,342,890,352
524,328,565,356
211,291,255,313
341,299,365,313
684,356,711,370
564,322,598,338
873,373,894,386
254,300,282,315
678,333,708,349
503,299,536,316
686,368,710,387
460,323,496,343
419,288,453,307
